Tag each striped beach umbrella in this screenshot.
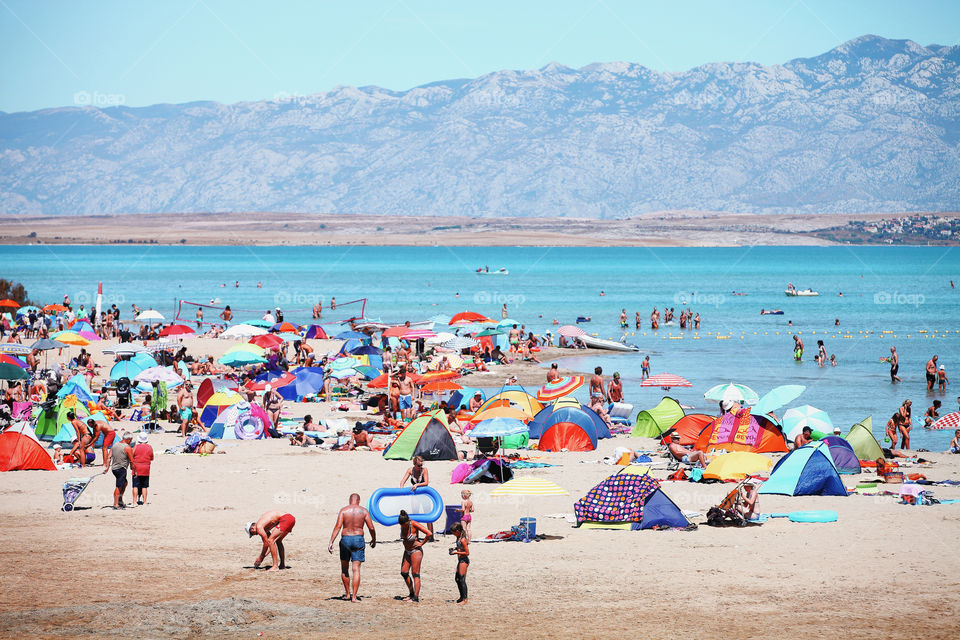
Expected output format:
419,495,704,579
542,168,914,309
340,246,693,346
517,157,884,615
0,354,28,369
51,331,89,346
640,373,692,390
782,405,833,441
442,336,479,350
403,328,437,340
490,477,569,496
557,325,586,338
536,376,585,401
930,412,960,430
703,382,759,405
0,344,32,355
225,343,267,357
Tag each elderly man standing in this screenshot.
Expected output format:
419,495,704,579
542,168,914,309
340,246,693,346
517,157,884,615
106,432,135,509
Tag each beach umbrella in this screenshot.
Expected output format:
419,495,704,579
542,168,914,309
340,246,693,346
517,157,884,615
425,332,456,345
930,412,960,430
752,385,806,416
349,345,383,356
51,331,89,346
640,373,692,391
75,330,101,342
421,380,463,394
129,352,157,369
135,310,165,322
470,417,528,438
0,344,32,355
403,328,436,340
160,324,195,337
442,336,478,350
109,360,146,381
328,356,361,370
475,328,504,337
418,370,461,383
536,376,585,401
250,334,284,349
15,305,39,315
226,343,267,356
270,321,302,333
335,330,367,340
449,311,494,326
274,332,303,342
0,299,20,308
353,365,381,380
43,303,68,313
148,340,180,352
782,405,833,441
497,318,519,327
490,477,569,497
0,363,29,380
0,355,27,369
702,452,773,481
219,351,267,367
703,382,759,405
328,368,358,380
134,366,184,385
245,370,296,391
70,320,95,332
277,369,326,400
101,343,149,356
558,325,586,338
468,406,532,424
221,323,267,338
238,318,273,328
381,326,410,338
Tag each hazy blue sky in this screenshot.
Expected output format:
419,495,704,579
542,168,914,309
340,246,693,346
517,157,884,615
2,0,957,112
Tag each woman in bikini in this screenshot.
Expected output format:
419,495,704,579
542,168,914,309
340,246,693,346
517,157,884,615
400,457,433,539
449,522,470,604
898,400,912,449
398,510,430,602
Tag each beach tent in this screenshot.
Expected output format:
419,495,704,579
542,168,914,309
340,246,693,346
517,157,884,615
669,413,714,446
383,411,458,461
702,452,773,481
631,397,684,437
819,436,861,474
196,378,238,408
0,423,56,471
694,409,788,454
845,417,884,461
304,324,328,339
759,442,847,497
34,399,77,441
207,402,268,439
199,391,243,427
52,412,108,447
528,405,610,440
476,387,543,417
574,470,688,530
537,407,600,452
448,388,485,411
56,374,97,403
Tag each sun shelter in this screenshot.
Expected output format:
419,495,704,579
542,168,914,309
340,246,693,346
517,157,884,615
476,387,543,417
702,452,773,481
670,413,714,445
0,423,56,471
56,374,98,403
694,408,788,454
53,411,108,447
304,324,328,339
536,406,601,452
845,417,884,461
528,405,609,440
199,391,244,427
574,471,689,530
196,378,237,408
383,411,458,460
819,436,861,474
759,442,847,496
631,397,684,437
450,458,514,484
207,402,268,439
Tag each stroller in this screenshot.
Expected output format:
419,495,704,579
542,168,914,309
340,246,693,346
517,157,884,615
62,474,98,511
116,377,132,408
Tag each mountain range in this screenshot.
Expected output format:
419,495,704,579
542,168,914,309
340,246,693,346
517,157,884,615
1,34,958,218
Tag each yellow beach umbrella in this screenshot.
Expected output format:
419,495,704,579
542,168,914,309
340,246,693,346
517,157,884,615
490,477,569,496
224,343,266,357
51,331,89,346
702,452,772,482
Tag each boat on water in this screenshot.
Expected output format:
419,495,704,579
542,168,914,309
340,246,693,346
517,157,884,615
785,288,819,297
760,309,784,315
579,334,640,352
476,268,509,275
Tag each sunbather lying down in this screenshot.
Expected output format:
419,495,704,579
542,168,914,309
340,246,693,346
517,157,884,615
667,434,707,467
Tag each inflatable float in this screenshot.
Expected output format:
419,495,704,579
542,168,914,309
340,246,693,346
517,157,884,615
769,510,838,523
367,487,444,526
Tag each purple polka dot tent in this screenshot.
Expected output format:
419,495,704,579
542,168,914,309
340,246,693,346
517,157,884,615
574,470,689,530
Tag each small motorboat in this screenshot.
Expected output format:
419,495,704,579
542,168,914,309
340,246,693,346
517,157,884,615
785,289,819,297
760,309,784,315
576,316,591,323
579,334,640,352
476,268,509,275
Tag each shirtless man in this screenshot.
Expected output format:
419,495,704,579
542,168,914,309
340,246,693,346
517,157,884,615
889,347,901,383
88,418,116,470
68,411,90,467
328,493,377,602
590,367,607,403
641,356,650,381
396,369,415,420
926,355,938,391
794,426,813,449
177,383,195,437
619,309,627,328
546,362,560,383
650,307,659,330
247,510,296,572
793,335,804,361
608,372,623,404
667,436,707,467
468,392,483,413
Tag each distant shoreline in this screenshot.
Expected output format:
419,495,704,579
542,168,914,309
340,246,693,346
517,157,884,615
2,211,957,247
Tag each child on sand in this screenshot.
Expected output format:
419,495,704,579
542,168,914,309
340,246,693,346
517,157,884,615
459,490,473,539
950,430,960,454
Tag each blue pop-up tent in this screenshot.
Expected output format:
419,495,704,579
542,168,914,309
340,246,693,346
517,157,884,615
759,442,847,496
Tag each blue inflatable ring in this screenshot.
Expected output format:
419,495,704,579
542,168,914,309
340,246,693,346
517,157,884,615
787,510,838,523
367,487,444,526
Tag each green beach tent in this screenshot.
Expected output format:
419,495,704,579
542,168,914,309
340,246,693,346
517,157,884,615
631,397,684,437
35,396,89,441
845,416,884,461
383,410,458,461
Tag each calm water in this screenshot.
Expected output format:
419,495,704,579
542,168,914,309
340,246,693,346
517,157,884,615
2,244,958,449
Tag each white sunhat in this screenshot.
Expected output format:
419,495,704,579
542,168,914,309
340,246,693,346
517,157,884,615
245,522,256,537
137,432,149,444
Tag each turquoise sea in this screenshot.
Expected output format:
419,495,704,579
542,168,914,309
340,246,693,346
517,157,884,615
2,244,958,450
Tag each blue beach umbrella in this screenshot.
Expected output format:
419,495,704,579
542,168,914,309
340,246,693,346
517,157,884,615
109,360,146,381
219,351,268,367
336,330,367,340
470,417,529,438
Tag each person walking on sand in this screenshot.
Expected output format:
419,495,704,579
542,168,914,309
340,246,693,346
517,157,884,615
247,510,296,571
328,493,377,602
106,432,135,509
398,510,430,602
926,356,938,391
177,382,195,437
131,432,153,505
889,347,901,383
449,522,470,604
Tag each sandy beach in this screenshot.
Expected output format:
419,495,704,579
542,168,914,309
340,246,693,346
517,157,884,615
0,211,924,247
1,335,959,639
